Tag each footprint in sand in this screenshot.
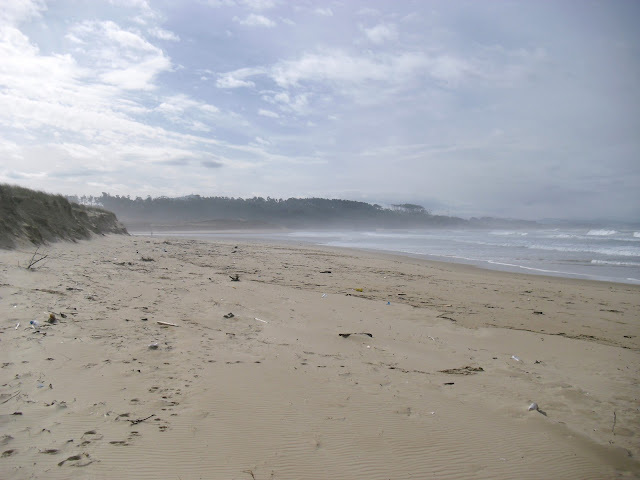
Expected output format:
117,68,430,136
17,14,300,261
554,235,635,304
57,453,95,467
80,430,103,446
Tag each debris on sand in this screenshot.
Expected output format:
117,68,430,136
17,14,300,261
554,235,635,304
438,366,484,375
338,332,373,338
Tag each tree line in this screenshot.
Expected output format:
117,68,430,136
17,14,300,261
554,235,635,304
68,193,467,229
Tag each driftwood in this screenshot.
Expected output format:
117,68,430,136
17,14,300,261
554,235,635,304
157,321,179,327
128,414,155,425
26,247,48,270
1,391,20,404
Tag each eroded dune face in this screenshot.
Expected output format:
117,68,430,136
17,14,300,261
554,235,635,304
0,184,127,249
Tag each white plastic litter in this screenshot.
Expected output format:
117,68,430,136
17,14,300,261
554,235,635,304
528,402,539,411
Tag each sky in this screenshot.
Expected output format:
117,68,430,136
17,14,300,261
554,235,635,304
1,0,638,221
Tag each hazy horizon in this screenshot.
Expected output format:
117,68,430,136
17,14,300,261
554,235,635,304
1,1,638,222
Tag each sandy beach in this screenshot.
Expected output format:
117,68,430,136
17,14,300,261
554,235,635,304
1,234,638,479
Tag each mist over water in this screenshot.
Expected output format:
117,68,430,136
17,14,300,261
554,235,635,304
155,227,640,284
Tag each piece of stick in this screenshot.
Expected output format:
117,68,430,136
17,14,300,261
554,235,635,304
129,414,155,425
25,247,49,270
157,321,179,327
1,391,20,404
254,318,267,323
612,411,616,434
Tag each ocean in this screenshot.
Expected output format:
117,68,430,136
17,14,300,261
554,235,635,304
147,227,640,285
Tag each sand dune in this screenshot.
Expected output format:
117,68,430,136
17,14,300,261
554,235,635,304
1,235,638,479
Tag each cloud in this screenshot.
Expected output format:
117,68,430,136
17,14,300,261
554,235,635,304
205,0,276,10
268,49,429,88
258,108,279,118
216,67,264,88
216,76,255,88
202,159,223,168
235,13,276,27
156,94,218,117
262,91,309,115
204,0,235,6
0,15,233,182
314,8,333,17
0,0,45,25
148,26,180,41
357,8,380,17
154,94,220,132
239,0,277,10
67,20,172,90
154,158,191,166
361,23,397,44
2,1,638,220
109,0,151,8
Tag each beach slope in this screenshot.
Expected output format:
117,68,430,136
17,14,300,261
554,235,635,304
1,235,638,479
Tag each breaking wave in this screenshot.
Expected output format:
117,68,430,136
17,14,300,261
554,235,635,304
489,231,528,236
591,259,640,267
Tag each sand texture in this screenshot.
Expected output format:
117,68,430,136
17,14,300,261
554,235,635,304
1,235,639,479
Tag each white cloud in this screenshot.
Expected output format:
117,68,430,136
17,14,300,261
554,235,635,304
100,55,171,90
205,0,276,10
156,94,201,115
361,23,398,44
253,136,270,145
239,0,277,10
0,16,228,178
0,0,45,25
314,8,333,17
216,67,264,88
269,50,428,88
262,91,309,115
2,1,636,220
216,76,255,88
357,8,380,17
258,108,279,118
148,26,180,41
66,20,172,90
155,94,219,124
235,13,276,27
189,120,210,132
109,0,151,8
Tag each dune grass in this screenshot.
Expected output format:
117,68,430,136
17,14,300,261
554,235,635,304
0,184,127,249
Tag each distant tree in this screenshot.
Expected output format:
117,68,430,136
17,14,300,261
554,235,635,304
391,203,427,214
